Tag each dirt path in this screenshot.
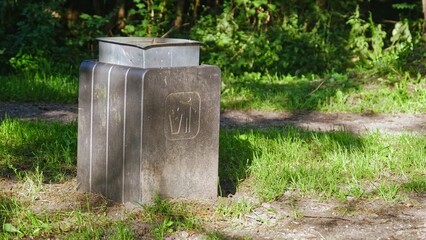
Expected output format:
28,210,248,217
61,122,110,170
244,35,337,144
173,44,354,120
1,102,425,134
1,102,426,239
206,193,426,239
0,102,78,123
221,110,426,134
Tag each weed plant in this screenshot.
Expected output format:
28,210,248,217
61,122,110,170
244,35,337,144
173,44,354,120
216,198,255,219
143,196,200,239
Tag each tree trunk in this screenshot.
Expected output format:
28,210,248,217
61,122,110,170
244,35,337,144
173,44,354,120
174,0,185,28
423,0,426,33
316,0,327,8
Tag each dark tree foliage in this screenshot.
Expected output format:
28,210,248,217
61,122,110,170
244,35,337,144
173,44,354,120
0,0,424,75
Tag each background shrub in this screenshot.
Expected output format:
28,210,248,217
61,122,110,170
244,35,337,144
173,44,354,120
0,0,424,76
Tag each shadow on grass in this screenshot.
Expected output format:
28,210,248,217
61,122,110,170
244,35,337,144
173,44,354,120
402,175,426,193
218,129,257,196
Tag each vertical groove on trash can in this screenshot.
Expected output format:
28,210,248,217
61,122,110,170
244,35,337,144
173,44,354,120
89,62,98,192
122,68,130,202
170,49,173,67
105,66,113,197
139,73,144,202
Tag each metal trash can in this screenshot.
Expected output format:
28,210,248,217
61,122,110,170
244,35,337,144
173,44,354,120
77,37,221,203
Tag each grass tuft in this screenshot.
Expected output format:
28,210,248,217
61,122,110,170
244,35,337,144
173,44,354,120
142,196,201,239
216,198,255,219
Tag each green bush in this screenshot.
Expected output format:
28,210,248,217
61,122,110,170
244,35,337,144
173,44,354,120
191,0,354,75
0,0,74,73
0,0,424,77
122,0,176,37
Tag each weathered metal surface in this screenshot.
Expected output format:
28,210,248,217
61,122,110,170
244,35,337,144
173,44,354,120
97,37,200,68
77,60,221,203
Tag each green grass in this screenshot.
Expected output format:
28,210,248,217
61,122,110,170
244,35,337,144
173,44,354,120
0,188,202,239
0,65,425,238
0,192,136,239
219,127,426,201
324,73,426,113
0,118,424,238
0,118,77,182
0,71,78,103
216,198,255,219
142,197,201,239
221,72,426,113
0,195,20,227
0,67,424,114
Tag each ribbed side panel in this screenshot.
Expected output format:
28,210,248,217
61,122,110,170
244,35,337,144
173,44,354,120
77,61,98,193
105,65,125,201
78,61,145,203
122,68,144,202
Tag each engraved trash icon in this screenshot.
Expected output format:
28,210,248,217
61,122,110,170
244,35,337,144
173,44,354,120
165,92,201,140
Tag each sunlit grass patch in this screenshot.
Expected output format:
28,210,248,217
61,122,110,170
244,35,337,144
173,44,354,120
221,72,426,113
323,74,426,113
219,127,426,201
0,118,77,182
0,191,207,240
0,193,124,239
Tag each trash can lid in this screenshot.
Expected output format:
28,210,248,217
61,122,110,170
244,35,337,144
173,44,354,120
97,37,201,50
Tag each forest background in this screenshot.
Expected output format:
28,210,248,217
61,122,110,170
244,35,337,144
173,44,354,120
1,0,425,77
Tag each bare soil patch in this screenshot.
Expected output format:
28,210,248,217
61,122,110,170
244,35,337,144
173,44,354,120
0,102,77,123
204,192,426,239
221,110,426,134
1,102,426,239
